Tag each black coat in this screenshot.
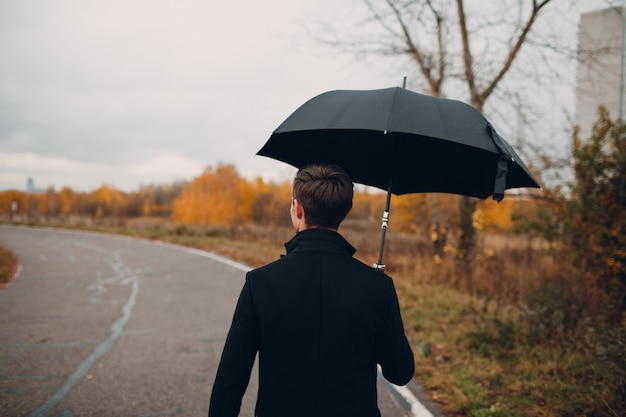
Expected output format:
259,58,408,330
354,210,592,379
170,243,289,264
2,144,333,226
208,228,414,417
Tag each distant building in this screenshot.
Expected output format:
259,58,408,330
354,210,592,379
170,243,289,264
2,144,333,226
26,178,35,192
575,6,625,139
26,177,47,194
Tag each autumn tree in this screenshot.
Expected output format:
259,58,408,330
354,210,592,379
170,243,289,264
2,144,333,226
525,108,626,320
1,181,182,220
474,198,517,233
566,108,626,318
126,183,184,217
0,190,27,219
346,189,387,225
57,187,77,216
89,185,128,219
250,177,292,227
36,187,59,218
172,164,254,227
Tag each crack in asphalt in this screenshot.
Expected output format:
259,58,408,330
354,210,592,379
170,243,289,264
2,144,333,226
28,251,141,417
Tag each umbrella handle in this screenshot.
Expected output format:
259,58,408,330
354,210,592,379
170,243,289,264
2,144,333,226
373,210,389,271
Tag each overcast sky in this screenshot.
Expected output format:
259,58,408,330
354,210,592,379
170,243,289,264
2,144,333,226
0,0,610,192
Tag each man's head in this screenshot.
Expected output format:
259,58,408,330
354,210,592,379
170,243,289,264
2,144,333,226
291,163,353,231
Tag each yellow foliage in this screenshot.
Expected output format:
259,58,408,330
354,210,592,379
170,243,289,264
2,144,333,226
390,193,429,232
57,187,76,215
476,198,516,232
142,200,151,217
268,180,293,225
351,190,386,221
90,185,128,217
0,165,539,236
248,177,293,226
0,190,27,214
390,193,459,234
172,164,255,226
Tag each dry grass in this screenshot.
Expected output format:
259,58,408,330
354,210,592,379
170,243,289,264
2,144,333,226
0,245,18,288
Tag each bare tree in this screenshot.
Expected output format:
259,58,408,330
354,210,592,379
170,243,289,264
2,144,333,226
315,0,584,275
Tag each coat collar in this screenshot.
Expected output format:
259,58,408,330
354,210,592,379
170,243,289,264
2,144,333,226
284,228,356,256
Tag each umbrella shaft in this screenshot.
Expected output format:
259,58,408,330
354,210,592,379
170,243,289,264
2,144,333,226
374,177,394,271
374,210,390,271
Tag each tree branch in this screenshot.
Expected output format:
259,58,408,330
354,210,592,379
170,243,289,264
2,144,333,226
479,0,554,107
426,0,446,94
456,0,479,106
383,0,441,95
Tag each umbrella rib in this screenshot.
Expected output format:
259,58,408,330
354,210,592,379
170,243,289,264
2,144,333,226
384,87,403,133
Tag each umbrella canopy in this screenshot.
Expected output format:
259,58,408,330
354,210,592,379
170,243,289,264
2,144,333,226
258,87,540,201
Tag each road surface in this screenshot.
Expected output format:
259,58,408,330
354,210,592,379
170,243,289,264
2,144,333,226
0,226,441,417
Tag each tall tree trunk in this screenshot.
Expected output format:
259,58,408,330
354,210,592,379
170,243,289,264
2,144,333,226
458,195,477,289
430,194,446,259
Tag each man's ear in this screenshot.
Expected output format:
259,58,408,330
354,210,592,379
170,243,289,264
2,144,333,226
294,199,305,219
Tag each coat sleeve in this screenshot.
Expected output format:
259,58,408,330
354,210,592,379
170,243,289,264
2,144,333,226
375,278,415,386
208,275,259,417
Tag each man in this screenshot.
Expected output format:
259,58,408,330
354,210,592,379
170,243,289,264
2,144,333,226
208,163,414,417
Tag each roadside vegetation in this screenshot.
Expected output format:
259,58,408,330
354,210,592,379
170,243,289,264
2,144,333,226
1,110,624,416
0,246,17,288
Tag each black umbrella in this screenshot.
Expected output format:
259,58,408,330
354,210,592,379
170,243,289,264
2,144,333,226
258,86,540,269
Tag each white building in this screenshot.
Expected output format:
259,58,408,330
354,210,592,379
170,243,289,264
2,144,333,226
575,6,625,139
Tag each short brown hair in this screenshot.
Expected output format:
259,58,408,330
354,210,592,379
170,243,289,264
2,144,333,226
293,163,353,229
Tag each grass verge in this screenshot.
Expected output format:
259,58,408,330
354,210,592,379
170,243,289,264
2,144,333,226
397,277,626,417
0,245,18,288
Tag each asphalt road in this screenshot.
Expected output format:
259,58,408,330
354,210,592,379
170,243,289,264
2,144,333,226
0,226,440,417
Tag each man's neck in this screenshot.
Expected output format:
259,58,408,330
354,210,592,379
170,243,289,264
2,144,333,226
298,225,338,233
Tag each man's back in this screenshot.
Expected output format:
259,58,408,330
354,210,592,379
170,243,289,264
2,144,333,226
209,164,414,417
209,229,414,417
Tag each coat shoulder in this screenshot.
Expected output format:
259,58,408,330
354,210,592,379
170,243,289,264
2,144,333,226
246,256,287,278
247,253,394,289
